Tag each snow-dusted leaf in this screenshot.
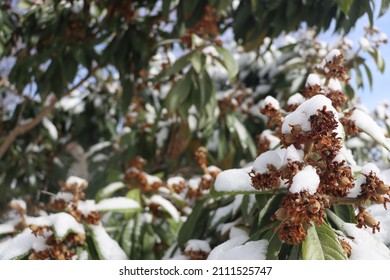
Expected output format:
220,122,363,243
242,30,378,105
149,195,180,223
302,222,347,260
89,224,127,260
96,182,126,202
42,117,58,140
350,109,390,151
0,224,15,236
214,167,259,194
95,197,141,213
0,229,38,259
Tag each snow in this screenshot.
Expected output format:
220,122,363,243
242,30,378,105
327,78,342,92
86,141,111,157
149,195,180,222
365,204,390,245
305,73,322,86
210,203,236,227
289,165,320,194
361,162,381,177
282,145,304,165
144,173,163,186
90,224,127,260
333,146,357,166
207,235,248,260
347,176,365,198
0,224,15,235
185,240,211,253
9,199,27,211
207,165,222,174
77,200,97,216
259,129,280,149
26,213,85,239
52,192,74,202
0,228,46,260
66,176,88,188
359,37,371,51
287,93,305,105
341,223,390,260
207,234,268,260
350,109,390,151
220,219,243,236
98,182,126,198
214,167,254,192
253,149,285,173
167,176,185,186
325,49,341,62
282,95,342,137
348,163,383,198
42,117,58,140
260,95,280,110
96,197,140,212
188,177,201,190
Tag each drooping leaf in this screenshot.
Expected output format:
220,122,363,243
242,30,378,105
215,46,239,80
302,222,347,260
334,0,354,15
177,199,206,246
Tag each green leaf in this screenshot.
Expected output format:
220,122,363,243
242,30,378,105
302,222,347,260
258,194,284,228
334,0,354,15
215,46,239,80
165,71,193,113
379,0,390,17
154,51,194,81
191,51,206,74
264,229,283,260
362,63,373,90
177,200,206,246
332,204,356,223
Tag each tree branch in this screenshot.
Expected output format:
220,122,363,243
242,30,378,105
0,68,97,159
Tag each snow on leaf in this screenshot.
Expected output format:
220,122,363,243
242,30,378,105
26,213,85,240
42,117,58,140
89,224,127,260
149,195,180,223
0,229,40,259
96,182,126,201
341,223,390,259
207,235,268,260
95,197,141,212
185,239,211,253
350,109,390,151
214,167,255,193
0,224,15,235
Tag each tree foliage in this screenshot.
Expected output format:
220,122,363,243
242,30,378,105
0,0,390,260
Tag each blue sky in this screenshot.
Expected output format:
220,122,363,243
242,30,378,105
346,13,390,110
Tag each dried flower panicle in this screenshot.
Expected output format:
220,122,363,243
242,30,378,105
250,48,389,246
124,156,163,192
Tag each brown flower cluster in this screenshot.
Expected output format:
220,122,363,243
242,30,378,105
253,49,390,245
29,225,86,260
124,156,163,192
249,165,281,192
317,160,354,197
49,177,100,225
260,102,283,128
181,5,220,48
